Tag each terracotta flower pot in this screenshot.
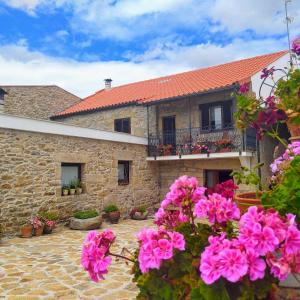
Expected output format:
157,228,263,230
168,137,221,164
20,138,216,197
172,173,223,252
34,226,44,236
287,120,300,142
108,211,120,224
20,224,33,238
234,192,263,213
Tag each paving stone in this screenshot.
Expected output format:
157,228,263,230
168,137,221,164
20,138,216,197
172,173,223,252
0,219,154,298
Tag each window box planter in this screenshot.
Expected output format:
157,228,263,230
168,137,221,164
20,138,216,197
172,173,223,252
234,192,263,213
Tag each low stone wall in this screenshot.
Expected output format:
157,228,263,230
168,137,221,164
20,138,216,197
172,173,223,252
0,127,159,234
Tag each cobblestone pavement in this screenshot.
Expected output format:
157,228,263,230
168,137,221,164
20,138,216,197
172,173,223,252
0,219,154,300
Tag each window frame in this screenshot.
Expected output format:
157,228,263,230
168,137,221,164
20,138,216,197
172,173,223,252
199,100,233,131
0,89,5,105
118,160,130,185
114,117,131,134
61,163,82,186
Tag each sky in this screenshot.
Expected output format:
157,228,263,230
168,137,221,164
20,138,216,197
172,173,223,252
0,0,299,98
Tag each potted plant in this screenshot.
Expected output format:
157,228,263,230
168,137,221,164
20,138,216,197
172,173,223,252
157,144,173,156
62,185,69,196
70,209,102,230
69,181,76,195
30,216,44,236
75,179,83,195
215,138,234,152
39,211,59,234
20,222,33,238
130,206,148,220
104,204,120,224
231,163,265,212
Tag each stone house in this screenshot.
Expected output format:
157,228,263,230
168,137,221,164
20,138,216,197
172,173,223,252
52,50,291,196
0,51,291,234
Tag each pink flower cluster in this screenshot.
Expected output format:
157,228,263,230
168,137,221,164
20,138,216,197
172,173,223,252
162,175,206,208
137,228,185,273
154,208,188,229
81,229,115,282
194,193,240,224
45,220,56,229
215,179,239,199
292,36,300,56
200,206,300,284
30,216,42,229
270,141,300,174
155,176,206,228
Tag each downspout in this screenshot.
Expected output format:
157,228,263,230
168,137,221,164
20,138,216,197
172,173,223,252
147,105,150,156
189,97,192,154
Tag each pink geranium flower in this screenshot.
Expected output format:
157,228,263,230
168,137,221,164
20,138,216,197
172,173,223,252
247,249,266,281
218,248,248,282
137,228,185,273
285,226,300,255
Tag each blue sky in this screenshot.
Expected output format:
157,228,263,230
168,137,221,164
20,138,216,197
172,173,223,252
0,0,299,97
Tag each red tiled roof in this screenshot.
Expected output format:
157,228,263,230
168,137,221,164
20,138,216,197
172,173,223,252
54,51,287,117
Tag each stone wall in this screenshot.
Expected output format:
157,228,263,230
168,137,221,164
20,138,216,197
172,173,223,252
0,128,159,234
1,86,81,120
56,104,149,137
157,158,249,199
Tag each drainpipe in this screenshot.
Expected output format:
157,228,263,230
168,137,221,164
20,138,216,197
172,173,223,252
189,97,192,154
147,105,150,156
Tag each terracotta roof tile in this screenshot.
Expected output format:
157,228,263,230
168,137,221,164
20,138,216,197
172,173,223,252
54,50,287,117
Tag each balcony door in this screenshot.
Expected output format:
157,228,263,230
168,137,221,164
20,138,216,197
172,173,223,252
163,116,176,146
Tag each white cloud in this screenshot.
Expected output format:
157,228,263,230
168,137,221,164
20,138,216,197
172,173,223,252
0,37,287,98
0,0,46,14
211,0,300,36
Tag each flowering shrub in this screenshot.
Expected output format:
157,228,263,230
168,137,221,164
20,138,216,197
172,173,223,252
30,216,43,229
215,179,239,199
81,175,300,299
200,207,300,286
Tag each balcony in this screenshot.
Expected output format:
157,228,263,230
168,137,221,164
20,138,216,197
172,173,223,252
147,124,257,160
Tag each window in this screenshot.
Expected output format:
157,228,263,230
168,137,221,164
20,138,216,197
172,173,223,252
61,163,81,187
114,118,131,133
118,161,130,185
200,101,233,131
209,105,222,129
0,89,5,106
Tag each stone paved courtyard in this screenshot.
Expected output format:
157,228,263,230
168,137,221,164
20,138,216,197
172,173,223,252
0,219,154,300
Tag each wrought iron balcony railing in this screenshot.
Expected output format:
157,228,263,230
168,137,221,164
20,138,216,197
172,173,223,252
148,124,257,157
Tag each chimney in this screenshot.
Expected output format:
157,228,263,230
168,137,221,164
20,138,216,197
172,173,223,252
104,78,112,90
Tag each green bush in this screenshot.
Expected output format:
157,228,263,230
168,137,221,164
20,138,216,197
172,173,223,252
104,204,119,213
73,210,99,219
39,211,59,221
262,156,300,221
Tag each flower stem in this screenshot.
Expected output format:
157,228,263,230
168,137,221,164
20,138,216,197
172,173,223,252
108,252,135,263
